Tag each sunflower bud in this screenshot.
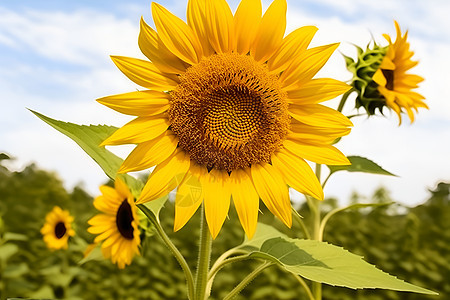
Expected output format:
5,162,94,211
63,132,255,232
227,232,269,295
344,21,427,124
344,42,388,116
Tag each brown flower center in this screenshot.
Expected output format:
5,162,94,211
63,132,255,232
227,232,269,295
169,53,289,172
116,200,134,240
54,222,67,239
382,69,395,90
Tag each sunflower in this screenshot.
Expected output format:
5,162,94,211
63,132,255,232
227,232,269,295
41,206,75,250
87,178,140,269
372,21,427,123
99,0,352,238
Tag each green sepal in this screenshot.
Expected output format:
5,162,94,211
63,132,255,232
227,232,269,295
345,42,390,116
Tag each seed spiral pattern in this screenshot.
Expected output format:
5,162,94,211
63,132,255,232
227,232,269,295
170,53,289,172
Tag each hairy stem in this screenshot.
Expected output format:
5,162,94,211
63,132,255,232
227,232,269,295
194,205,212,300
138,204,195,300
223,262,273,300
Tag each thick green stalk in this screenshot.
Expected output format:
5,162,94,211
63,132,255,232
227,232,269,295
138,205,195,300
194,205,212,300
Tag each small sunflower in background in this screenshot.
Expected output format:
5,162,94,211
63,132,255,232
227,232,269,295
88,178,140,269
41,206,75,250
99,0,352,239
346,21,427,124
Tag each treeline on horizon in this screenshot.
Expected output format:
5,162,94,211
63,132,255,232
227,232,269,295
0,153,448,299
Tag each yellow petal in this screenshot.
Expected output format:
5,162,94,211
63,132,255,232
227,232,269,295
287,78,351,104
289,104,353,128
114,177,132,199
152,2,203,65
230,169,259,239
250,0,287,62
234,0,262,55
283,139,350,165
373,68,387,87
250,163,292,227
281,43,339,90
205,0,234,54
119,132,178,173
288,120,351,144
98,186,121,203
100,116,170,146
203,169,231,239
138,17,188,74
187,0,215,57
97,91,170,116
174,164,205,231
110,56,178,91
268,26,318,74
272,149,323,200
136,150,190,204
380,57,396,70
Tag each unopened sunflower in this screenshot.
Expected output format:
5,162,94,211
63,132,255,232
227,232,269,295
346,21,427,124
88,178,140,269
41,206,75,250
99,0,352,238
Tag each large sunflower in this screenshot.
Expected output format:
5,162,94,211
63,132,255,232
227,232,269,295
99,0,352,238
41,206,75,250
88,178,140,269
372,21,427,123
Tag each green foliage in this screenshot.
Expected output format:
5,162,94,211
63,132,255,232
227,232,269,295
1,159,447,299
327,156,397,177
30,110,143,197
241,224,434,294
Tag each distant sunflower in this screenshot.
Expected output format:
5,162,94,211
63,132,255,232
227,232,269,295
41,206,75,250
372,21,427,123
99,0,352,238
88,178,140,269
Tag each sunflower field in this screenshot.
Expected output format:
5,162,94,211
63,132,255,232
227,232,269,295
2,0,446,299
1,156,448,299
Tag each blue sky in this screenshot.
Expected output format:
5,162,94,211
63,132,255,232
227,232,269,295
1,0,449,206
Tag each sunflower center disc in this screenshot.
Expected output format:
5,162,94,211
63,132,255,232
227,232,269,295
54,222,67,239
170,53,289,172
116,200,134,240
381,69,395,90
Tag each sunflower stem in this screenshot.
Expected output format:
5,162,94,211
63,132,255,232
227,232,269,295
311,163,322,300
195,204,212,300
292,207,311,239
291,274,315,300
337,88,354,113
223,261,273,300
138,204,195,300
207,248,248,293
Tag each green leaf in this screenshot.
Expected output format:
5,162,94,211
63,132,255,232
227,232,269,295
327,156,397,176
31,110,168,218
4,262,29,278
240,223,437,295
3,232,28,242
0,243,19,262
0,153,10,161
30,110,144,195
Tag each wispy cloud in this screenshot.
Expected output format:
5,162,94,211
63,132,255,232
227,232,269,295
1,1,449,205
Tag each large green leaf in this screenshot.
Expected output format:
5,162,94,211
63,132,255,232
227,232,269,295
240,223,437,295
31,110,166,217
327,156,397,176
